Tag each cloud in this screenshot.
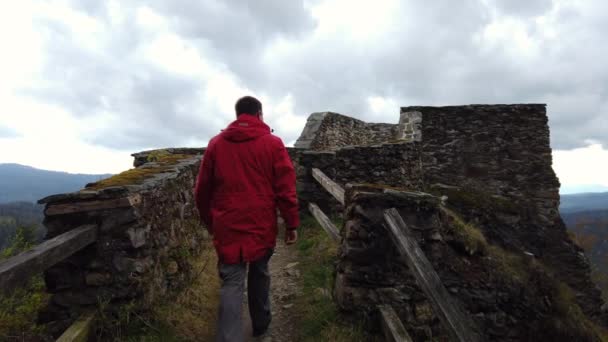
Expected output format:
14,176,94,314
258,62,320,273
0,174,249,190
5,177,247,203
4,0,608,155
493,0,554,17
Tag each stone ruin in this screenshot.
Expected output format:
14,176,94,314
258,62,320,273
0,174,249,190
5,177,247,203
33,104,607,340
290,105,607,341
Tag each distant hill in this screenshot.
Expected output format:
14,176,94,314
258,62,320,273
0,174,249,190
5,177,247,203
0,163,112,203
560,192,608,213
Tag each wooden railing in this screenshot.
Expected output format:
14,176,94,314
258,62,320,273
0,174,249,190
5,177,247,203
0,224,99,341
309,168,479,342
384,209,479,342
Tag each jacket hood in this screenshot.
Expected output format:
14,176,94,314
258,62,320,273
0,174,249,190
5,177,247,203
220,115,271,142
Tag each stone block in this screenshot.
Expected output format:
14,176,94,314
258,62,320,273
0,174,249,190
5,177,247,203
85,272,112,286
126,224,150,248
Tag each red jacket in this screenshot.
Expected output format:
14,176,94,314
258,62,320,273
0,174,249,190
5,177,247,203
194,114,300,264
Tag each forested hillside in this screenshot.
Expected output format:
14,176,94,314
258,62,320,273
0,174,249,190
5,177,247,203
561,192,608,213
0,163,111,203
0,202,44,250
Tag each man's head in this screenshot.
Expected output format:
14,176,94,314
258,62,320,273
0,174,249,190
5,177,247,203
235,96,263,120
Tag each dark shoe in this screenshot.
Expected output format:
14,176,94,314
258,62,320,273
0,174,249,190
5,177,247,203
253,326,272,342
252,319,271,338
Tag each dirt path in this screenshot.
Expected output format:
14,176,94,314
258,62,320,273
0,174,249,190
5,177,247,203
244,237,301,341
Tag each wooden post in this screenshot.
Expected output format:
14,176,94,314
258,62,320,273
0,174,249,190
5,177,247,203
383,208,479,342
56,310,96,342
311,168,345,205
378,305,413,342
308,202,340,242
0,224,97,292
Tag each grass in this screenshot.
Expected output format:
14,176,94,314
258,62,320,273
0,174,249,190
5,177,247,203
93,244,219,341
429,186,519,214
294,215,381,342
0,227,50,341
549,282,608,341
440,206,488,256
86,153,193,190
441,207,608,341
0,276,50,341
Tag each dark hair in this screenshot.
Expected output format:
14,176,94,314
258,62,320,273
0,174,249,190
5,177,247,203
235,96,262,116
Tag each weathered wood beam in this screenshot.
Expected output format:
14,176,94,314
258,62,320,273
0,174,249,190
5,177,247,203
45,194,141,216
308,202,340,242
0,224,97,292
56,310,96,342
378,305,413,342
383,208,479,342
311,168,345,205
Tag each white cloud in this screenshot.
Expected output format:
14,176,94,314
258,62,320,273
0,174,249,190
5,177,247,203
0,0,606,192
553,144,608,190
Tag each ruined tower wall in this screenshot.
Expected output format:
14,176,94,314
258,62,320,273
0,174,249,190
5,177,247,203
295,105,560,222
413,104,560,224
291,104,606,335
294,112,398,150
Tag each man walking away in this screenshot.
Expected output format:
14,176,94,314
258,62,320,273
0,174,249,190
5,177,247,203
194,96,300,342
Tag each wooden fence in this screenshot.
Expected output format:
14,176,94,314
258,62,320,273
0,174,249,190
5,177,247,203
308,167,479,342
0,223,99,341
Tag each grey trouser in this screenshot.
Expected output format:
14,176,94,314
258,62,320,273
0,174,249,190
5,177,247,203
216,250,272,342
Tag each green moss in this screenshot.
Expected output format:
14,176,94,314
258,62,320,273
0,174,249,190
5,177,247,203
86,154,193,190
146,150,171,163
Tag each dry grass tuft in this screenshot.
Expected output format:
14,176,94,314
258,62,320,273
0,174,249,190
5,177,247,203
441,207,488,256
152,245,220,341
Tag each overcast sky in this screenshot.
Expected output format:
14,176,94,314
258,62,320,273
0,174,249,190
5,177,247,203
0,0,607,193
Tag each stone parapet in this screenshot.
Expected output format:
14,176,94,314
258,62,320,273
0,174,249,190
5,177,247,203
38,150,207,332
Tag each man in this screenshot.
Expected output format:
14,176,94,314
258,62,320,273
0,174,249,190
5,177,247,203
194,96,300,342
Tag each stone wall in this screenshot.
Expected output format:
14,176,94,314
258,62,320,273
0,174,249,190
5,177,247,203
335,186,607,341
291,104,606,339
412,104,559,224
288,148,343,217
38,150,207,334
294,112,398,150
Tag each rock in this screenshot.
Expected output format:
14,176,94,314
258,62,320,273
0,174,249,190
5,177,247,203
52,290,99,307
100,208,138,232
85,272,112,286
167,261,179,275
126,224,150,248
282,304,294,309
314,287,331,298
286,269,300,278
113,255,136,273
285,262,299,269
87,259,104,270
430,232,443,241
414,302,434,323
279,293,296,301
134,257,153,273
